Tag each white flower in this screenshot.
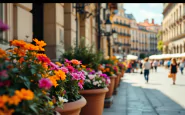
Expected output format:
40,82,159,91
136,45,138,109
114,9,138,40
107,79,111,84
88,75,95,80
99,80,102,83
59,97,68,103
93,81,99,85
85,79,91,83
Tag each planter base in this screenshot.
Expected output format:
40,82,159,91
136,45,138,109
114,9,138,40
113,88,118,95
104,96,114,108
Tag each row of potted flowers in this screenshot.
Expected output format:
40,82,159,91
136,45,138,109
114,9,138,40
0,20,127,115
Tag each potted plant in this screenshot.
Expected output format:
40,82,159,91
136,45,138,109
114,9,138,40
113,65,121,94
0,38,65,114
54,59,87,115
79,67,110,115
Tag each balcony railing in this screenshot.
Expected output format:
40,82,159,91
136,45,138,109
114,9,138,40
114,21,131,28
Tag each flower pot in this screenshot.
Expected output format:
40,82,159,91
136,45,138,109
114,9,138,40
121,70,125,78
114,74,120,89
55,96,87,115
105,75,117,98
79,88,108,115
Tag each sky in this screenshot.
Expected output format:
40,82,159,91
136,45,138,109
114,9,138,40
124,3,163,25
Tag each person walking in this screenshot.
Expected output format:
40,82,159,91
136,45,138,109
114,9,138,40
150,60,154,72
169,58,178,85
153,60,158,72
179,58,185,75
127,61,132,73
142,58,151,83
167,59,171,69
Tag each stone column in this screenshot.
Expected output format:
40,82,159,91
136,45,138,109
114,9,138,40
64,3,76,50
43,3,64,61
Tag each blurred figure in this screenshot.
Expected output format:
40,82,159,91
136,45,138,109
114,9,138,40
179,58,185,75
142,58,151,83
140,60,143,74
167,59,171,69
164,60,168,69
153,60,158,72
169,58,178,85
127,61,132,73
150,60,154,72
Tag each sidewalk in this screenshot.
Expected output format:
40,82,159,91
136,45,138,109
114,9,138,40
103,68,185,115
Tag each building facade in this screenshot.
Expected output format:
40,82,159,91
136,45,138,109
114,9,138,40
0,3,99,61
162,3,185,54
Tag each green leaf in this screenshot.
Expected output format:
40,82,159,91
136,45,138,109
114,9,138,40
29,104,39,114
24,81,31,89
31,69,36,74
12,68,19,73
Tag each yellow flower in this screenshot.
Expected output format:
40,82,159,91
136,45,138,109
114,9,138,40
48,76,58,87
48,101,53,106
55,62,62,66
81,65,86,68
15,88,34,100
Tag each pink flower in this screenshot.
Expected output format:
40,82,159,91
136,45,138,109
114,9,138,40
65,59,71,64
0,70,8,78
71,73,80,80
0,80,11,87
39,78,53,90
60,67,69,73
67,66,75,73
49,62,59,70
88,75,95,80
78,82,83,89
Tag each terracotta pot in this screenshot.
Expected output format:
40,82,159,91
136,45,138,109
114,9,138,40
114,73,120,89
79,88,109,115
121,70,125,78
55,96,86,115
105,75,117,98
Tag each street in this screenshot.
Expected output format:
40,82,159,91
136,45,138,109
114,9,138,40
103,67,185,115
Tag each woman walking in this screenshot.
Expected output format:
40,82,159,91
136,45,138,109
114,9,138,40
169,58,178,85
143,58,151,83
179,58,185,75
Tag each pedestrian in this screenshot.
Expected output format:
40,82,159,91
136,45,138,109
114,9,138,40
139,60,143,74
169,58,178,85
127,61,132,73
167,59,171,69
179,58,185,75
164,60,168,69
150,60,154,72
142,58,151,83
153,60,158,72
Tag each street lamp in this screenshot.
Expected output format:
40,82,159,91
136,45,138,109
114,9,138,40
105,16,112,57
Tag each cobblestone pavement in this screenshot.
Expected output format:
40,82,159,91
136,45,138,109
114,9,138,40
103,67,185,115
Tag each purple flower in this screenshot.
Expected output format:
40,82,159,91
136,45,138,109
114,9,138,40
78,71,85,80
0,70,8,78
0,20,9,31
49,62,59,70
89,70,95,75
39,78,53,90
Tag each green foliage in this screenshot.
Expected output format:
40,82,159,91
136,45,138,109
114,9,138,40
157,40,163,51
139,53,146,59
60,45,103,71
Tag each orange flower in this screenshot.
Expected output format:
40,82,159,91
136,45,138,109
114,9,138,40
71,59,81,65
10,40,27,48
24,43,39,51
0,108,14,115
0,48,6,58
42,62,48,69
54,70,66,80
48,76,58,87
19,57,24,64
0,95,9,108
37,54,51,64
8,95,21,106
81,65,86,68
33,38,46,51
15,88,34,100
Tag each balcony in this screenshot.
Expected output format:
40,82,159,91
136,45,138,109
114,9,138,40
113,21,131,28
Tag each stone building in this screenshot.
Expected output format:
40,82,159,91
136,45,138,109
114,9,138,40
0,3,99,61
162,3,185,54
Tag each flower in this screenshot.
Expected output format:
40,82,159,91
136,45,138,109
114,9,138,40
33,38,46,51
48,101,53,106
15,88,34,100
24,43,39,51
49,62,59,70
55,62,63,66
71,73,80,80
0,20,9,31
67,65,75,73
10,40,27,48
71,59,81,65
0,70,8,78
37,54,51,64
88,74,95,80
0,48,6,58
78,80,84,89
0,95,9,108
54,70,66,80
60,67,69,73
58,97,68,103
39,78,53,90
8,95,21,105
48,76,58,87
